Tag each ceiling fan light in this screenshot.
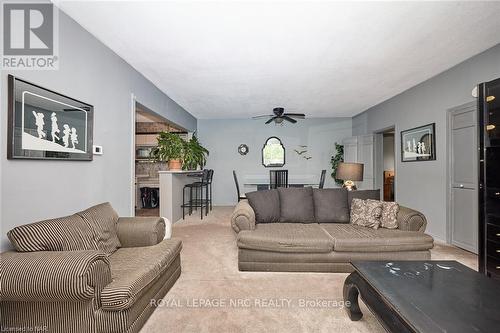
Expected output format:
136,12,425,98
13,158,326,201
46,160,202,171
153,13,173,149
255,107,304,124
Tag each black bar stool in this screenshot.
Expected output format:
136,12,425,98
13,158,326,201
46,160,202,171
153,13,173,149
190,169,214,213
182,169,210,220
195,169,214,213
207,169,214,211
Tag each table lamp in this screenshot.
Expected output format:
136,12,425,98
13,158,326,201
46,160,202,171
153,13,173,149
335,162,364,191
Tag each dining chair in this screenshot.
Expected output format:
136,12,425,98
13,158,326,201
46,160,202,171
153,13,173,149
232,170,246,202
319,169,326,189
270,170,288,189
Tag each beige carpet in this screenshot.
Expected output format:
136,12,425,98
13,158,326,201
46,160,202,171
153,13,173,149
141,206,477,333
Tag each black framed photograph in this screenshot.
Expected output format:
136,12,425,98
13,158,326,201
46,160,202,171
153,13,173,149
7,75,94,160
401,123,436,162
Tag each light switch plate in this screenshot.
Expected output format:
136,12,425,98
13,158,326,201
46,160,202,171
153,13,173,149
93,145,103,155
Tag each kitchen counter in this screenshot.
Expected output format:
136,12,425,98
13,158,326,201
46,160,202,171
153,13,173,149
158,170,202,223
158,170,202,174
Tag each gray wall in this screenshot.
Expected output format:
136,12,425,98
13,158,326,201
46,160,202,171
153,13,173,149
352,43,500,241
0,12,197,250
197,118,352,205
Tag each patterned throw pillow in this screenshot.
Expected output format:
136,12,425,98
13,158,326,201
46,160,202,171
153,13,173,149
380,201,400,229
350,198,383,229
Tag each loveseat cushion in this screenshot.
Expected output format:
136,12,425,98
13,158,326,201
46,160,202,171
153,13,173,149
237,223,334,253
77,202,121,254
347,189,380,207
313,189,349,223
278,187,315,223
7,214,98,252
102,238,182,311
246,189,280,223
319,223,434,252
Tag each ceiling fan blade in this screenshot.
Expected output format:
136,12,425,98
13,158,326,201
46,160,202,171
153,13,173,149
252,115,274,119
265,117,276,124
284,113,305,119
282,116,297,123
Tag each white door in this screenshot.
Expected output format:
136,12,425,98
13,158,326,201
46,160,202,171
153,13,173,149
449,103,478,253
343,137,358,163
358,135,374,189
342,135,374,190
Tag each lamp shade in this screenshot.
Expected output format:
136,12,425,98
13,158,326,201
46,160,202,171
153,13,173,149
335,162,364,181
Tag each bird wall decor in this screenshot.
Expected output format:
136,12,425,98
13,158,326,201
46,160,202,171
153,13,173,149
294,145,312,160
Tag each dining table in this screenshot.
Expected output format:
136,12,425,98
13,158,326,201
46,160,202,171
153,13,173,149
243,175,320,191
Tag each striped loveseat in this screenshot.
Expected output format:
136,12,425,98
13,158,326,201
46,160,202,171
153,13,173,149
0,202,182,333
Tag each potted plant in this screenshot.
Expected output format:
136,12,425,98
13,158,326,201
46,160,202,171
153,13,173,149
330,142,344,186
150,131,185,170
183,135,209,170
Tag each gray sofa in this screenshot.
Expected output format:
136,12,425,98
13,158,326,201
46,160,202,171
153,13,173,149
231,188,433,273
1,202,181,333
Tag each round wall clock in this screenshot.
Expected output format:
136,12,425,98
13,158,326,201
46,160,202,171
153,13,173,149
238,144,249,155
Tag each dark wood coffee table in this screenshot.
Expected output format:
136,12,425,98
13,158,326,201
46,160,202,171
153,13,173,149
343,261,500,333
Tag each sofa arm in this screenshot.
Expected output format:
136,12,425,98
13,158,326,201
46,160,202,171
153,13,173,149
0,250,111,303
397,206,427,232
231,200,256,233
117,217,166,247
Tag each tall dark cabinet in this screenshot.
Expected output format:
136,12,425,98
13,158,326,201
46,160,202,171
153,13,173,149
478,77,500,279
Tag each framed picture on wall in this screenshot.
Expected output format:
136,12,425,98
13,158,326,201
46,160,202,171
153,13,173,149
400,123,436,162
7,75,94,160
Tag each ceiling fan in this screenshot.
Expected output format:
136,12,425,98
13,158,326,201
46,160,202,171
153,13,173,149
252,107,305,124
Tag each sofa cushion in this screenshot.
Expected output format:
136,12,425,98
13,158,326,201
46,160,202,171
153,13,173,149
77,202,121,254
313,189,349,223
246,189,280,223
350,199,383,229
347,189,380,208
7,214,98,252
237,223,334,253
374,200,400,229
102,238,182,311
278,187,315,223
319,223,434,252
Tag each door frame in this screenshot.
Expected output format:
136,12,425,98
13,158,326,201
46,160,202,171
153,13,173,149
446,101,477,247
130,98,190,217
373,125,396,201
130,94,137,216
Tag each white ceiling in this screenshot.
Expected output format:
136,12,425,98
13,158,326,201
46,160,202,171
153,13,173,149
54,1,500,119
